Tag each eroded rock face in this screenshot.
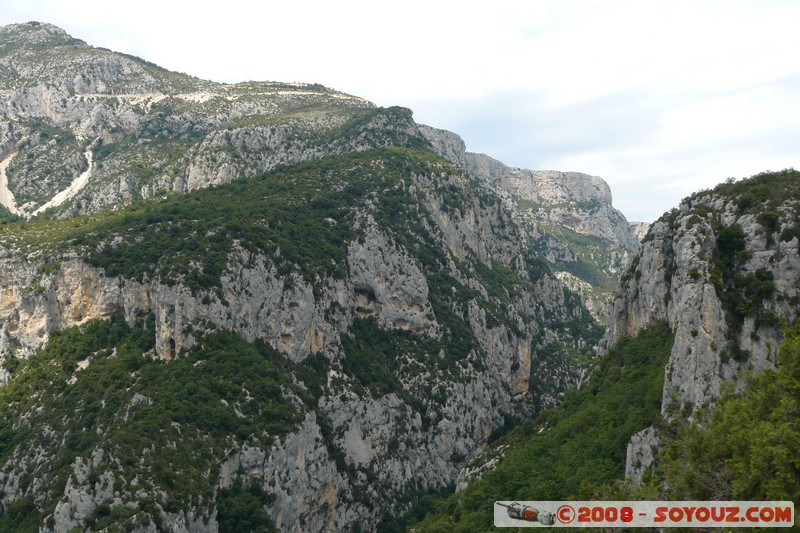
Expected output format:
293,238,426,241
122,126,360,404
419,125,639,253
0,185,590,532
471,160,639,253
419,125,638,325
347,220,438,336
0,23,602,532
603,191,800,478
0,211,443,365
218,413,360,533
629,221,651,242
0,257,574,531
625,427,660,483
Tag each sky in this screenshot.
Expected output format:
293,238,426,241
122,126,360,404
1,0,799,222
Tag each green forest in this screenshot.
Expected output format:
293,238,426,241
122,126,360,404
0,316,323,531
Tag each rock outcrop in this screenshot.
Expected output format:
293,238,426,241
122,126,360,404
601,173,800,480
629,221,651,242
420,125,638,251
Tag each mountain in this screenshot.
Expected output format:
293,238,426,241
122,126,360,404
420,125,639,322
414,169,800,530
0,22,395,219
0,24,639,311
0,22,637,532
602,169,800,480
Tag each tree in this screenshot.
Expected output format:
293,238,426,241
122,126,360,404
656,323,800,504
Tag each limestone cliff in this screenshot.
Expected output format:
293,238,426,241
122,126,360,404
601,171,800,480
420,125,638,322
0,160,593,531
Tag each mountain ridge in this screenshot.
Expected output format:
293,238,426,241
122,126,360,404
0,22,621,532
419,124,638,321
0,20,637,325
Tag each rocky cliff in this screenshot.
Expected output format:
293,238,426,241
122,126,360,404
420,125,639,322
629,221,651,242
0,22,602,532
600,170,800,480
0,152,594,533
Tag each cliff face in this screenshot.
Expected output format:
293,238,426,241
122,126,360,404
0,155,594,532
420,125,638,251
0,161,597,531
0,23,603,532
601,171,800,479
420,125,639,322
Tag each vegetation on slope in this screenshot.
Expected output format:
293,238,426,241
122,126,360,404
0,141,601,530
418,170,800,532
85,105,420,196
533,224,627,294
706,168,800,212
0,205,20,225
0,145,595,369
0,315,325,531
629,321,800,509
413,322,673,531
0,148,436,293
707,171,799,341
5,119,87,208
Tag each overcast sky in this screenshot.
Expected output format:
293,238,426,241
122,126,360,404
2,0,799,222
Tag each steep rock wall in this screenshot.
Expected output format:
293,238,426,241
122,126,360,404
419,125,639,253
0,23,600,531
602,185,800,479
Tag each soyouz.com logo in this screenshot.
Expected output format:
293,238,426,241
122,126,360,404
494,501,795,527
